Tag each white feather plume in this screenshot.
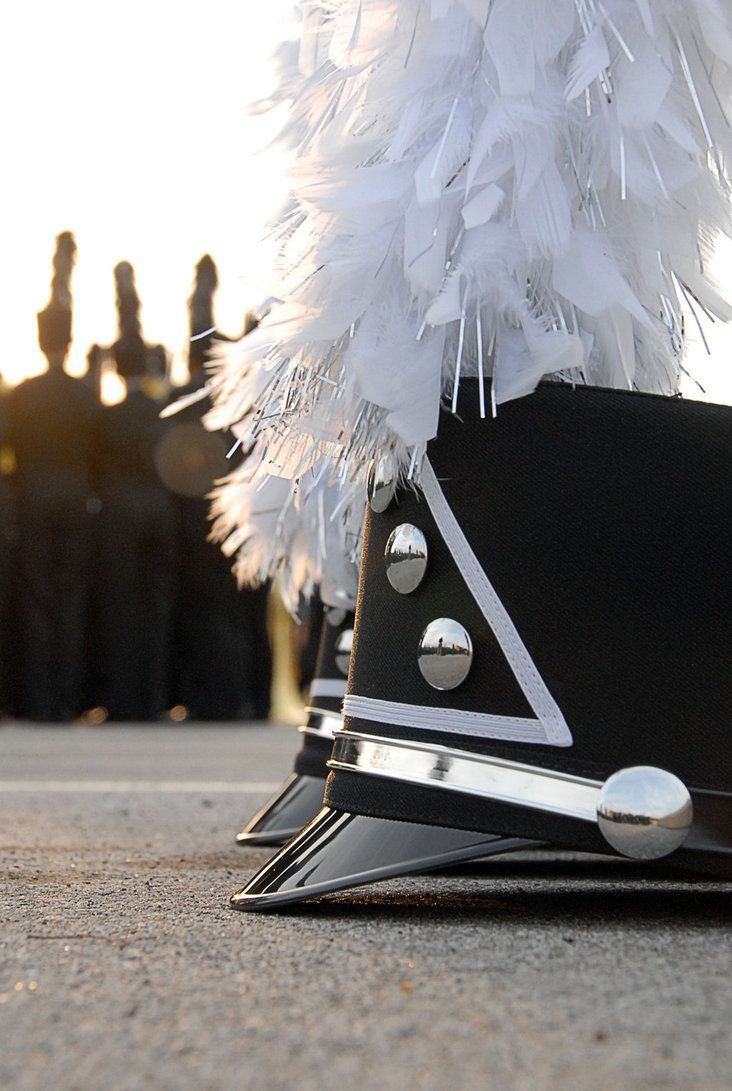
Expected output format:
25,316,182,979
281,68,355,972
208,0,732,585
208,451,360,615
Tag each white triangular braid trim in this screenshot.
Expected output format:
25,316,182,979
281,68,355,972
310,678,348,700
420,459,573,747
343,695,547,745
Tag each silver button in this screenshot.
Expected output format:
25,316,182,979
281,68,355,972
385,524,428,594
325,606,347,627
597,766,693,860
418,619,473,691
368,458,395,513
335,629,354,676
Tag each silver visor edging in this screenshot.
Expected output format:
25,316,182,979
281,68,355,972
328,731,700,861
299,708,343,740
329,730,599,821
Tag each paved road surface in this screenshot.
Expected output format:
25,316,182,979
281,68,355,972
1,724,730,1090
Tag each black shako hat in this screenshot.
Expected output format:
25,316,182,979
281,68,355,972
37,231,76,355
235,606,354,848
231,383,732,909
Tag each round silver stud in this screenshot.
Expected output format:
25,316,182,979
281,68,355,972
596,766,693,860
368,458,396,514
385,524,428,594
418,619,473,691
334,629,353,676
325,606,347,627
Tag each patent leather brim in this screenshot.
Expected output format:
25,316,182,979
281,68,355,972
230,806,536,910
235,773,326,848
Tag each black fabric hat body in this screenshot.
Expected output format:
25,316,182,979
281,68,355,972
235,607,354,847
112,333,148,379
232,383,731,909
37,304,72,356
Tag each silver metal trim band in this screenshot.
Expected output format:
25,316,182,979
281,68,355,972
329,731,599,821
328,733,732,863
299,708,343,740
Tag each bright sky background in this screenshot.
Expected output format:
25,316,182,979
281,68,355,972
0,0,730,405
0,1,295,390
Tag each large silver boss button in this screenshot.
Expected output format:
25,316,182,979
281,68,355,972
385,523,428,594
418,619,473,691
596,766,693,860
367,458,396,513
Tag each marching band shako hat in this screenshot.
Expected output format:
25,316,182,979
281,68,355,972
235,606,354,847
232,382,732,909
37,231,76,357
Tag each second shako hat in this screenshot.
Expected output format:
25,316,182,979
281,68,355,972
235,606,354,847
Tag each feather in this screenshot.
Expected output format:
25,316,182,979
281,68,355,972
484,0,537,96
565,26,611,103
515,163,572,259
615,37,672,129
693,0,732,65
633,0,654,37
552,230,648,325
205,0,732,588
209,462,361,613
461,183,505,228
160,384,210,418
493,327,584,404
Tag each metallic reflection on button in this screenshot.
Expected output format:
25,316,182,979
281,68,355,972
418,618,473,691
385,523,428,594
368,458,395,513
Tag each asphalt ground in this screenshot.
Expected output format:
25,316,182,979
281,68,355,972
1,724,731,1091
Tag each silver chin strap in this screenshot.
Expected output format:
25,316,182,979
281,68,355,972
327,730,712,862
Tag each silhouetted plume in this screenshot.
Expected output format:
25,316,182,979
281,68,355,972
37,231,77,355
113,261,147,378
114,261,142,341
188,255,220,371
189,254,219,338
49,231,77,308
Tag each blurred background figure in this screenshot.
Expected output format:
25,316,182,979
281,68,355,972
7,232,101,721
95,262,178,721
0,369,18,716
1,240,289,723
157,255,272,720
